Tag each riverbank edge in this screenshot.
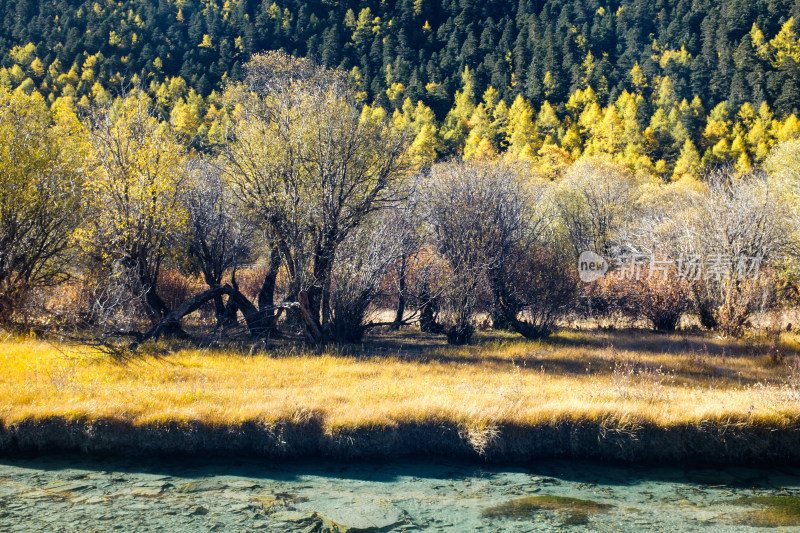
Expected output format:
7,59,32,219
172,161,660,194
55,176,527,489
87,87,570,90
2,417,799,464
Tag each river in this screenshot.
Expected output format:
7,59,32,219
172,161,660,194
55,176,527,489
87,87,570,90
0,455,799,531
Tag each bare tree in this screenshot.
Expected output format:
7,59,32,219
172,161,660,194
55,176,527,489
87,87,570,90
496,245,579,337
553,157,642,259
327,210,410,342
679,168,791,334
184,156,253,325
423,160,539,343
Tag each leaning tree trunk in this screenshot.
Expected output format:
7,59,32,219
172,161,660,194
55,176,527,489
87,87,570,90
200,270,227,326
131,285,232,348
140,269,187,339
130,284,296,349
227,288,279,337
222,267,241,327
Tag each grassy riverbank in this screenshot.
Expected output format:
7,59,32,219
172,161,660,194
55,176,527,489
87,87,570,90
1,329,799,462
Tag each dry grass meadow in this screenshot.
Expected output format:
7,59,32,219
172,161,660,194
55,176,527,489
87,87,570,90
1,327,799,435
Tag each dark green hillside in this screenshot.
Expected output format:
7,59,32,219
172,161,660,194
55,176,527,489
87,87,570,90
2,0,800,116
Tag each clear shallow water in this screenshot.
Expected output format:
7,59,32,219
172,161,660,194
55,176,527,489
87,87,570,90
0,456,799,532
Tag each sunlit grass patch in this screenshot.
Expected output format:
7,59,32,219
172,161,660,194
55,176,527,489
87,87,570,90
0,329,799,432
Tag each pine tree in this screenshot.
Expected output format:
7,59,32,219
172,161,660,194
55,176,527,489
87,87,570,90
672,138,701,180
503,94,538,159
535,100,562,145
440,66,476,155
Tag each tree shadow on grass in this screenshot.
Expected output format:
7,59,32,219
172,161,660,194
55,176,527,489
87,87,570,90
354,327,792,386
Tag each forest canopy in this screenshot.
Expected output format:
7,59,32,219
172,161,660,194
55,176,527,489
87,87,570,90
3,1,800,176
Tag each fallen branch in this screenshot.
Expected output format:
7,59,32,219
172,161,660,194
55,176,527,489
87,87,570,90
130,285,233,349
129,284,310,349
360,310,419,332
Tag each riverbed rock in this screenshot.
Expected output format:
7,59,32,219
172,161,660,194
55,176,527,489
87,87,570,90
271,504,405,533
309,501,405,532
176,480,228,493
270,510,318,523
130,487,164,497
45,480,92,493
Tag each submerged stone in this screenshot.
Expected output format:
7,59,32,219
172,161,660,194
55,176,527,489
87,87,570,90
176,480,228,493
271,510,316,521
45,481,92,493
503,484,541,496
482,494,613,526
129,487,164,497
309,501,405,532
257,491,309,510
529,476,561,485
734,495,800,527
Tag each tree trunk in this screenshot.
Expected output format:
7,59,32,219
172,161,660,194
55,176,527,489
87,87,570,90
418,282,441,334
213,295,226,324
297,290,323,343
391,254,407,330
256,245,282,336
308,243,335,333
0,294,12,324
200,267,226,326
141,271,186,338
306,281,324,334
227,288,274,337
131,285,231,348
222,267,240,327
321,276,332,331
487,269,521,331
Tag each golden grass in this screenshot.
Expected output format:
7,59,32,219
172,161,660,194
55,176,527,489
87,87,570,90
0,329,798,431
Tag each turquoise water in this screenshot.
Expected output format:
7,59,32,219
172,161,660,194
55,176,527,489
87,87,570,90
1,456,799,531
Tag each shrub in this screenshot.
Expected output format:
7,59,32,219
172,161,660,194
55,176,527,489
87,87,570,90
493,245,579,338
692,273,778,337
588,267,691,332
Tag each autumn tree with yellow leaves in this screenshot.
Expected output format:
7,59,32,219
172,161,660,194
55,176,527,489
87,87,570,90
221,51,410,343
78,91,189,333
0,89,83,322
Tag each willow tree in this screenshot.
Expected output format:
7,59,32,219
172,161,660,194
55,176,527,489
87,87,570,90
552,157,642,259
679,168,791,334
184,156,254,325
78,91,188,331
222,52,409,342
0,89,82,322
422,160,557,343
